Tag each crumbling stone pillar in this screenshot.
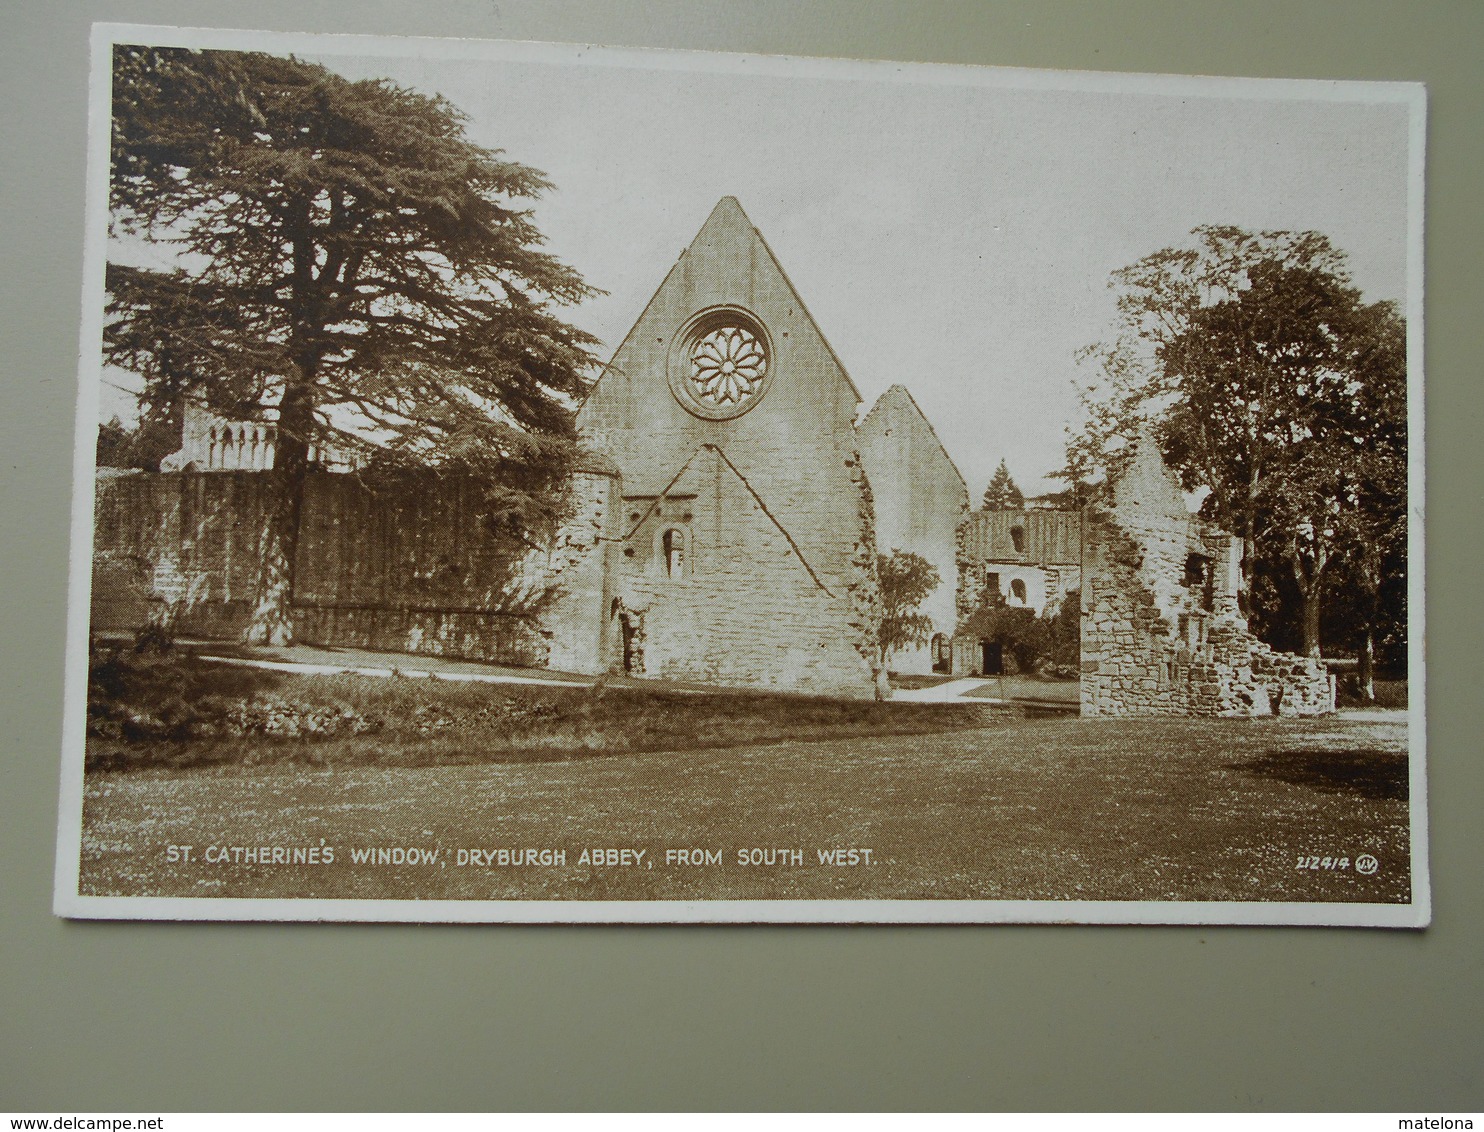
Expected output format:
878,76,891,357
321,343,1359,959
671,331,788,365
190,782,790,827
1079,436,1335,718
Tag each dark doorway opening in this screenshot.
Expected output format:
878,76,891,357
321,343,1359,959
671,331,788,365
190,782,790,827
620,615,638,675
611,599,639,676
980,640,1003,675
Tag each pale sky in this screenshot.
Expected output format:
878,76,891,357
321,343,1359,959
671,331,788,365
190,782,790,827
104,37,1417,497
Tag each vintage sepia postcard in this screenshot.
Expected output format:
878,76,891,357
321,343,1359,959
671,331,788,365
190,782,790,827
54,24,1428,925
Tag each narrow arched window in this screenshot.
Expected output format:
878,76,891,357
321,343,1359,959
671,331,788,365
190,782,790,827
1010,525,1026,554
1009,578,1027,604
662,528,685,577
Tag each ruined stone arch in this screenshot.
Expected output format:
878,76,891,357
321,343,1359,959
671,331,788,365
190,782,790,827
930,631,952,674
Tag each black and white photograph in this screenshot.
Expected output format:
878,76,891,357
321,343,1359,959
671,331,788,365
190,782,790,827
55,25,1427,925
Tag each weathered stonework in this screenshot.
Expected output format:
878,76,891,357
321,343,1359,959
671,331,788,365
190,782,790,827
857,385,970,675
538,462,623,676
89,198,902,698
607,445,877,696
92,197,1333,714
576,196,882,698
161,400,364,472
952,508,1083,676
90,469,607,669
1079,435,1335,718
956,509,1082,614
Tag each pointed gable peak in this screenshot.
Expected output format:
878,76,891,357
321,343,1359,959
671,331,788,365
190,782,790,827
673,195,861,405
706,194,751,223
861,384,911,426
1112,424,1191,522
859,383,969,496
874,384,914,409
683,195,757,252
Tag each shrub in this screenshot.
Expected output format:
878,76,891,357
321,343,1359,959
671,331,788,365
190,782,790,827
958,589,1080,678
87,638,274,741
1040,589,1081,677
959,605,1047,674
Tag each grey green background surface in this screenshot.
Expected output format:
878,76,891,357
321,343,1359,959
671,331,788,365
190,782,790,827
2,0,1478,1111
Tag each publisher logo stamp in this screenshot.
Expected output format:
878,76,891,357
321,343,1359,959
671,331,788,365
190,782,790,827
1356,854,1380,875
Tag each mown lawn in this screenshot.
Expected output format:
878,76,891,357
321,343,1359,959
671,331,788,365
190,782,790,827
76,656,1414,905
84,645,1008,771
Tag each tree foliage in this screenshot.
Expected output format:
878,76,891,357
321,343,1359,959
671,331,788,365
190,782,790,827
876,550,941,665
96,414,182,472
1069,226,1407,660
981,459,1024,510
959,604,1041,675
107,46,602,641
1043,588,1081,676
960,590,1080,677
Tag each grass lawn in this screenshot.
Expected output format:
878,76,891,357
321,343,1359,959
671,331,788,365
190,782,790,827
84,645,1007,771
76,652,1413,906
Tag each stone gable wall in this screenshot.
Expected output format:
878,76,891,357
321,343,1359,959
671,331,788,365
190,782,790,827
857,385,969,674
576,198,867,599
576,197,882,696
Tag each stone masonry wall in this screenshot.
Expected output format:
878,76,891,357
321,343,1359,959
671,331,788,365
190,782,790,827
952,508,1082,677
90,470,607,669
612,445,877,698
577,197,869,600
1079,437,1335,718
857,385,969,675
956,509,1082,618
543,466,622,676
576,196,882,697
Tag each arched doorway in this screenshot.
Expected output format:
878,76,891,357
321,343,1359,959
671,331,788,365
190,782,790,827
931,632,951,674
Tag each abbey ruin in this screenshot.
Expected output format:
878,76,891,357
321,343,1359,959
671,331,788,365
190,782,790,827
91,197,1335,717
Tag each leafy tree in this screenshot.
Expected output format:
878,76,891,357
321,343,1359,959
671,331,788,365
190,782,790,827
96,413,182,472
1070,225,1406,656
1304,303,1407,693
981,459,1024,510
959,604,1045,675
876,550,941,671
1043,588,1081,676
958,590,1080,677
106,46,601,644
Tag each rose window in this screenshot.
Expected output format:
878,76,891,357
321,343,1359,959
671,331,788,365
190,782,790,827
688,325,768,408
